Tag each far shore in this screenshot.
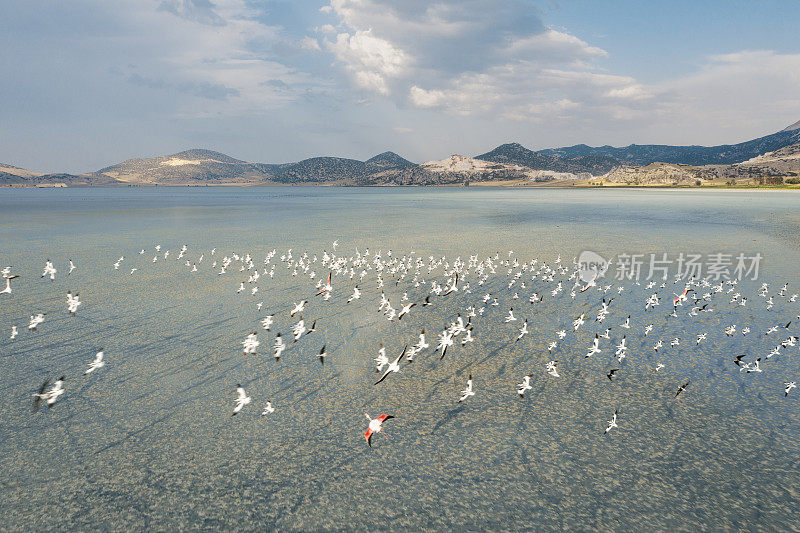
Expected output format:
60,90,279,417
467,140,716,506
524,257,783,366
3,181,800,191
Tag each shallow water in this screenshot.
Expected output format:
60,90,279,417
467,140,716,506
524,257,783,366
1,187,800,531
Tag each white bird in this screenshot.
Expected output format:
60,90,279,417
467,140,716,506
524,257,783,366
458,374,475,402
33,376,65,410
436,330,454,359
397,302,415,320
604,409,618,434
505,308,517,322
28,313,45,330
68,260,76,274
414,330,430,353
261,401,275,415
517,375,533,398
84,351,105,374
261,315,274,330
232,384,251,415
291,318,306,341
242,332,260,354
66,291,81,315
10,325,18,339
290,300,306,317
785,382,797,397
0,276,16,295
546,360,560,378
516,320,529,342
41,260,57,281
347,286,361,302
460,328,474,346
273,333,286,360
375,346,406,385
585,334,601,358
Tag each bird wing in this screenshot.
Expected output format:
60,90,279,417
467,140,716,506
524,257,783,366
374,369,393,385
32,380,49,412
364,428,374,446
376,414,393,423
394,345,407,364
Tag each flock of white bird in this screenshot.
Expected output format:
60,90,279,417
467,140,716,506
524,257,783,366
4,240,799,444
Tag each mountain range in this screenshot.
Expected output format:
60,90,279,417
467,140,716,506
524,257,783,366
2,120,799,187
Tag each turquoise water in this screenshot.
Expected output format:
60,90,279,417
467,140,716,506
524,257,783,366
1,187,800,530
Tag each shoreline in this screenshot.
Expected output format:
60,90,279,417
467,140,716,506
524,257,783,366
2,182,800,191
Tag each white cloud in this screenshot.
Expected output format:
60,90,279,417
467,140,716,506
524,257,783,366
409,86,446,108
504,30,608,62
118,0,321,116
300,36,321,51
603,85,653,100
326,29,410,94
317,0,634,122
641,50,800,142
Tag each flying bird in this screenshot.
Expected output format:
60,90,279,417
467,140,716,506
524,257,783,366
232,384,251,416
364,413,393,446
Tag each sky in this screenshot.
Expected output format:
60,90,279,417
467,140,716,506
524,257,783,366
2,0,800,172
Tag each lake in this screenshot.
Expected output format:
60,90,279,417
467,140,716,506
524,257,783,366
1,187,800,530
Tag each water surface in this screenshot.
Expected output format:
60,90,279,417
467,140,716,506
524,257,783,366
1,187,800,531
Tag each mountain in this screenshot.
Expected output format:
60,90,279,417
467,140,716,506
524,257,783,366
475,143,619,176
0,163,42,179
597,142,800,186
539,123,800,166
781,120,800,132
97,149,271,184
94,150,419,185
4,120,799,187
0,162,116,186
271,157,366,183
366,151,415,169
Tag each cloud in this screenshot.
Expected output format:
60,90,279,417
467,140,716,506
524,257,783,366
300,36,321,51
115,0,324,116
317,0,634,122
157,0,225,26
327,29,410,94
641,50,800,142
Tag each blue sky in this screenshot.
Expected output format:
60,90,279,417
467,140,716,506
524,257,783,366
2,0,800,172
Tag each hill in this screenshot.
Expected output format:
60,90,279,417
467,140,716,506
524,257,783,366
366,151,415,170
475,143,619,176
4,119,799,187
97,149,272,185
539,123,800,166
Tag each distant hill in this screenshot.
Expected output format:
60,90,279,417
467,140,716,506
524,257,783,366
271,157,367,183
475,143,619,176
598,141,800,185
4,119,799,187
366,151,415,170
539,124,800,166
0,163,42,179
97,149,270,184
781,120,800,132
